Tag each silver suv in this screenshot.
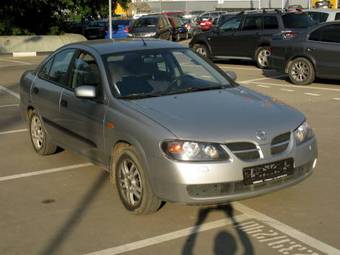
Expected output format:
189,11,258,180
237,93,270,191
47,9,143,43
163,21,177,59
20,39,318,214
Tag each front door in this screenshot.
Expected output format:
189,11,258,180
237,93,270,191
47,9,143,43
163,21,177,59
59,51,107,164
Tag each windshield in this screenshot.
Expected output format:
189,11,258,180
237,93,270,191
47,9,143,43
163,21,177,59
282,13,316,28
133,17,158,28
104,49,232,99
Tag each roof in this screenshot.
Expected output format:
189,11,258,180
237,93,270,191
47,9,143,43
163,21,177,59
68,39,186,55
303,8,340,13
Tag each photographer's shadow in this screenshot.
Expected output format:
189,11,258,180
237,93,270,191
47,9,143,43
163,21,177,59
182,204,254,255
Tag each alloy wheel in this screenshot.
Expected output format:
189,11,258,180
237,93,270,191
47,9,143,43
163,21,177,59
118,158,143,207
257,48,271,68
196,47,207,57
30,115,44,150
290,61,310,82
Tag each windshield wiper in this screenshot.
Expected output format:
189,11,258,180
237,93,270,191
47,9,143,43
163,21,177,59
117,92,162,100
164,85,229,96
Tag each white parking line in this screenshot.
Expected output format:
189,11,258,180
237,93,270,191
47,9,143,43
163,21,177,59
304,93,320,97
0,104,19,108
257,85,270,88
233,202,340,255
280,88,294,92
0,163,93,182
250,81,340,93
240,75,287,84
218,66,259,71
84,214,250,255
0,129,27,135
0,85,20,99
333,98,340,101
84,201,340,255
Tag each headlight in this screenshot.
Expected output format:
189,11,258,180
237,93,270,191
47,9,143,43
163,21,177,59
294,121,314,145
161,141,229,162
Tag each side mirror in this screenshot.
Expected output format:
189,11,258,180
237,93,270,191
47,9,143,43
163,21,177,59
75,85,97,99
225,71,237,81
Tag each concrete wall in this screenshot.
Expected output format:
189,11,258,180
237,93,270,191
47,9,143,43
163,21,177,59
0,34,86,54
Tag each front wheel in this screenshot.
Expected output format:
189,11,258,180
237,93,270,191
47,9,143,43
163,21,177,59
113,144,162,214
193,44,210,58
256,46,271,69
28,110,57,155
288,57,315,85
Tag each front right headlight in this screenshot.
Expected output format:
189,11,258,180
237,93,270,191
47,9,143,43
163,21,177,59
294,121,314,145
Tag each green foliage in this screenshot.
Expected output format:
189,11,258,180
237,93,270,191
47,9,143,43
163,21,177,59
0,0,131,35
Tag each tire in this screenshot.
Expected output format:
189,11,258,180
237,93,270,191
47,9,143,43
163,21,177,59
256,46,271,69
28,110,57,155
193,43,210,58
112,144,162,215
288,57,315,85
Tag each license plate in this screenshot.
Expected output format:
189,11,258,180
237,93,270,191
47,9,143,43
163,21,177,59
243,158,294,185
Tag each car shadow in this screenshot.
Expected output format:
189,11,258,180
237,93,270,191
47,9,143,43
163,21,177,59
182,204,254,255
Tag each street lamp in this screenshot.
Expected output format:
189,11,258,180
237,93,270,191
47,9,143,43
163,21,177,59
109,0,112,39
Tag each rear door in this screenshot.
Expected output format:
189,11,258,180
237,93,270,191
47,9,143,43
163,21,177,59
262,15,280,44
208,15,242,57
31,49,76,139
59,50,107,164
307,24,340,79
233,15,263,58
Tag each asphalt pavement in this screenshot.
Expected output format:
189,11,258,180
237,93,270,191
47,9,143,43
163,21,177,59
0,53,339,255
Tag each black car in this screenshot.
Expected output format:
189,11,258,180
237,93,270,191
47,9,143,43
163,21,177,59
129,15,172,40
269,21,340,85
190,10,316,68
84,20,107,40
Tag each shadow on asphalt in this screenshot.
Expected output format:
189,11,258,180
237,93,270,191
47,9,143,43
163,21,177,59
182,204,254,255
39,171,108,255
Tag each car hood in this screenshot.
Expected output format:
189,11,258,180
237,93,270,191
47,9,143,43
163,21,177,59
125,86,305,144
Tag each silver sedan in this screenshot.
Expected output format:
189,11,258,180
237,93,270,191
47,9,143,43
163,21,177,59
20,39,317,214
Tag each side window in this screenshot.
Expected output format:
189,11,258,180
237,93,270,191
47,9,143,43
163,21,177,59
49,49,75,86
335,13,340,20
320,24,340,43
39,58,54,80
220,16,241,31
242,16,263,31
71,52,101,89
263,16,279,29
309,27,322,41
307,12,329,23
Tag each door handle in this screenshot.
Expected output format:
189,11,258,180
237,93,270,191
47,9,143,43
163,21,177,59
60,99,68,108
32,87,39,94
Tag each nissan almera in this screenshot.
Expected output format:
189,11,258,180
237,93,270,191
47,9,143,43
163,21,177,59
20,39,318,214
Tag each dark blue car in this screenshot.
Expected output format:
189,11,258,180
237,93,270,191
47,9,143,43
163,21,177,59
105,19,132,39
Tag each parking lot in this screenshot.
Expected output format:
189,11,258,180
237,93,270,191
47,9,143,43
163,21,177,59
1,54,340,255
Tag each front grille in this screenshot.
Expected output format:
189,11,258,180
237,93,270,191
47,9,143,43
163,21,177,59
226,142,260,161
271,132,290,155
187,161,313,198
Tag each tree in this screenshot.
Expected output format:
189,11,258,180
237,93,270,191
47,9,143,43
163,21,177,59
0,0,131,35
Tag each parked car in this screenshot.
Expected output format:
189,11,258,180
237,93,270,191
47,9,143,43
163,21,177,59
304,9,340,23
20,39,317,214
183,10,205,19
128,15,172,40
196,11,226,31
183,18,202,37
133,13,149,20
190,10,316,68
269,21,340,85
167,16,189,41
105,19,132,39
84,20,107,40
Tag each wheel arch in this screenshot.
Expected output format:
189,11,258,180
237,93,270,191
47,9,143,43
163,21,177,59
285,55,316,74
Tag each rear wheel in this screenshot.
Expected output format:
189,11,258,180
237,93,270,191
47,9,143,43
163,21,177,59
193,44,210,58
112,144,162,215
28,110,57,155
256,46,271,69
288,57,315,85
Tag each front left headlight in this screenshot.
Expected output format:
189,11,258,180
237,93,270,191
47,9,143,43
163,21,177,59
294,121,314,145
161,140,229,162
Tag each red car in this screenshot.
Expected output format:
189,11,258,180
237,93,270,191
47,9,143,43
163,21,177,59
198,18,213,31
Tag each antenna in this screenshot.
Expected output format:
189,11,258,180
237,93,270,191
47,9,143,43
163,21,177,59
141,38,147,46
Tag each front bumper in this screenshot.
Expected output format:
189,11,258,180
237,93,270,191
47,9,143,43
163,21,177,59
148,137,317,204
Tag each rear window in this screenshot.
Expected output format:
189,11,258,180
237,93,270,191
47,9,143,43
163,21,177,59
305,12,329,24
282,13,315,28
133,17,158,28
